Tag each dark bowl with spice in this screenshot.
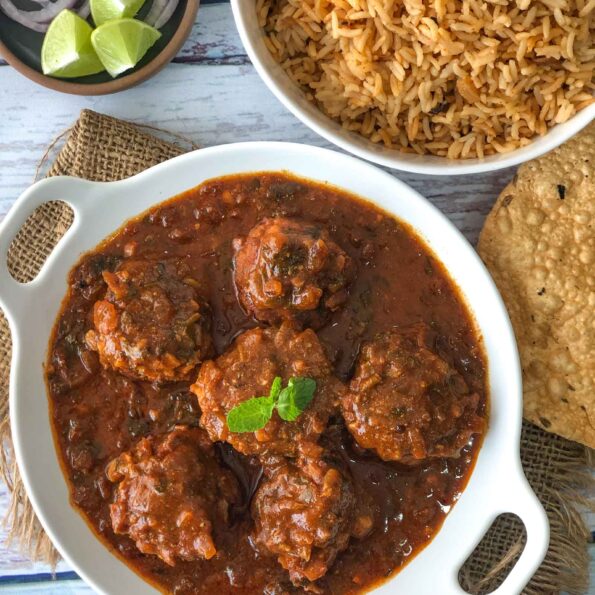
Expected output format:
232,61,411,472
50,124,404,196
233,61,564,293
0,0,198,95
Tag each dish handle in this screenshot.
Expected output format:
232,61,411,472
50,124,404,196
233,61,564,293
441,466,549,595
0,176,95,320
486,472,549,595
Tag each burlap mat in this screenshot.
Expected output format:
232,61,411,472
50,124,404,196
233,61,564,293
0,109,592,593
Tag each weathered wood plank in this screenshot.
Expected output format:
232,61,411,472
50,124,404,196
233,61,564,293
173,2,248,65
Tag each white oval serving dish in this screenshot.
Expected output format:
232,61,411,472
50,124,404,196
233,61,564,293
230,0,595,176
0,142,548,594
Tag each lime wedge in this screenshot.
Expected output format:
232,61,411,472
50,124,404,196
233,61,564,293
41,10,105,78
90,0,146,27
91,18,161,78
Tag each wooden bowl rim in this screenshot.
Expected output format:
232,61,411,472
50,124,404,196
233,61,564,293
0,0,199,96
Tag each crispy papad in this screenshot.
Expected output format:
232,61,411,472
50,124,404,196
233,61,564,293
478,122,594,448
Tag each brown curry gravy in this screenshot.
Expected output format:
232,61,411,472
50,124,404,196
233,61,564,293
46,173,487,594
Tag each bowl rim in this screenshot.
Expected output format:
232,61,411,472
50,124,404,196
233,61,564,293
0,0,199,96
0,142,549,594
230,0,595,175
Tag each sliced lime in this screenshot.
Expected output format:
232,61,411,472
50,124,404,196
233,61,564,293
41,10,105,78
90,0,146,27
91,18,161,78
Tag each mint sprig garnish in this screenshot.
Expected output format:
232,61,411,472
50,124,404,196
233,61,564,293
226,376,317,433
277,377,317,421
225,396,276,433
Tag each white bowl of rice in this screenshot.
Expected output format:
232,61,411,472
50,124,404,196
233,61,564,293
231,0,595,175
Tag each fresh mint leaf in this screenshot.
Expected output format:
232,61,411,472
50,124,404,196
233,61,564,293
226,376,317,431
269,376,282,401
277,377,316,422
276,387,298,421
292,377,317,409
226,396,275,433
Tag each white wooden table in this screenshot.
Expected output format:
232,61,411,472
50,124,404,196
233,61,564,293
0,3,592,593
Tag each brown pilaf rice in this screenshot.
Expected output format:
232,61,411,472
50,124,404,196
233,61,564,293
257,0,595,158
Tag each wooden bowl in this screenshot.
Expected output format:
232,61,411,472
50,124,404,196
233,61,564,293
0,0,199,95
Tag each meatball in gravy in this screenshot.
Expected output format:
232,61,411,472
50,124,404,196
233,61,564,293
85,259,213,383
191,323,341,457
252,457,357,587
233,217,354,327
106,426,239,566
341,324,485,463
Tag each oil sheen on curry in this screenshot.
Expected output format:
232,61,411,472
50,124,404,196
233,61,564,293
46,173,488,594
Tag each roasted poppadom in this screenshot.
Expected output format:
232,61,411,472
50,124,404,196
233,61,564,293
478,122,594,448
